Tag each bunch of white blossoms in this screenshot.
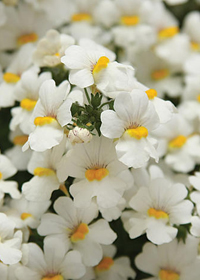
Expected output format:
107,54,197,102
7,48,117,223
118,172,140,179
0,0,200,280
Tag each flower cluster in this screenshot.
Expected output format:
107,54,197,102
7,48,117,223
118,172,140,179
0,0,200,280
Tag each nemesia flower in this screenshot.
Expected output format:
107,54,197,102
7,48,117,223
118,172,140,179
0,2,53,51
0,154,21,200
134,50,183,98
33,29,75,67
57,135,130,209
6,195,51,233
0,213,22,265
61,44,115,89
153,113,200,172
189,172,200,213
38,197,117,266
135,236,200,280
5,127,32,171
23,79,72,152
122,177,193,244
22,139,66,201
10,68,52,134
101,90,160,168
183,11,200,52
15,237,86,280
80,245,136,280
0,43,34,108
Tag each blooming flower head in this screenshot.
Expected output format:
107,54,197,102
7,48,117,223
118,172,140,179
135,236,200,280
38,197,117,266
16,236,86,280
101,89,160,168
57,135,130,209
23,79,72,152
122,177,193,244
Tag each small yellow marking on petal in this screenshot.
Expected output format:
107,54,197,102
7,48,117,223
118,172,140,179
70,223,89,243
13,135,28,146
121,15,140,26
148,208,169,220
34,167,55,177
85,168,109,181
54,52,60,57
146,89,157,100
197,94,200,102
20,98,37,111
71,13,92,22
95,257,114,272
42,274,64,280
34,116,56,126
158,26,179,39
159,269,180,280
21,212,33,220
17,32,38,46
93,56,110,74
191,41,200,52
169,135,187,149
0,172,2,180
151,69,169,81
126,126,148,140
3,72,20,83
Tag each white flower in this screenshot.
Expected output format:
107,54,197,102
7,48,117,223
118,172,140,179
80,245,136,280
23,79,72,152
0,154,21,200
38,197,117,266
0,44,34,108
15,237,86,280
33,29,75,67
0,2,53,51
10,68,52,134
183,11,200,52
5,128,32,171
122,177,193,245
61,44,115,89
0,213,22,265
135,236,200,280
57,135,130,209
22,139,66,201
101,90,160,168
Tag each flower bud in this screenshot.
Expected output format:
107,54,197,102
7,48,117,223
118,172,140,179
68,127,92,144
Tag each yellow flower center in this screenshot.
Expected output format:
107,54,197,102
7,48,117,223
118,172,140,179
17,32,38,46
34,116,56,126
70,223,89,243
197,94,200,102
146,89,158,100
34,167,55,177
148,208,169,220
191,41,200,52
0,172,2,180
3,72,20,83
158,26,179,39
13,135,28,146
85,168,109,181
126,126,148,140
159,269,180,280
20,213,33,220
121,15,140,26
93,56,110,74
42,274,64,280
95,257,114,272
151,69,169,81
20,98,37,111
169,135,187,149
71,13,92,22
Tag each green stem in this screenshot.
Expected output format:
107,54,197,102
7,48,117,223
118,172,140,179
99,101,113,109
84,88,91,104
